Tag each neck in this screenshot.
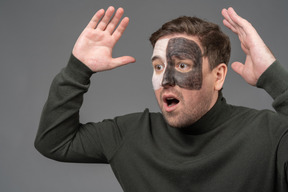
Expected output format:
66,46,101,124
178,91,229,135
209,90,220,111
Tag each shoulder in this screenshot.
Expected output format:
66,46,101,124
228,103,286,124
113,108,165,128
112,108,161,120
228,104,288,139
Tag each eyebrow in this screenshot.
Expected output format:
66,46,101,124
170,54,190,60
151,55,162,62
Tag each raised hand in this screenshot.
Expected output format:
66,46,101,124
72,6,136,72
222,7,276,86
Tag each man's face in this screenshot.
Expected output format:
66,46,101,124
152,34,217,128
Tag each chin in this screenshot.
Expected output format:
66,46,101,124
166,121,193,129
163,112,197,128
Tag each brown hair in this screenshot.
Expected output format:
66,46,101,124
149,16,231,69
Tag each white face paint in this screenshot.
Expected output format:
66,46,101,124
151,38,169,90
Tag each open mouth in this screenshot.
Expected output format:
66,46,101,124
165,97,180,107
162,93,180,112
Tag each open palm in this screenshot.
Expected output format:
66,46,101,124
222,7,276,86
72,6,135,72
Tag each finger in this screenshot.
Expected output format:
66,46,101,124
231,61,244,76
240,43,249,55
227,7,244,27
227,8,253,34
223,19,237,33
223,8,249,40
86,9,105,29
112,17,130,42
96,6,115,30
228,8,262,43
106,7,125,34
221,8,232,24
111,56,136,68
222,8,241,34
222,8,235,27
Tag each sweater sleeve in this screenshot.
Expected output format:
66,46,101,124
257,61,288,187
257,60,288,115
276,132,288,190
34,54,122,163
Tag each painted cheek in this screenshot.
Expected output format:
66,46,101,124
151,39,169,90
165,37,203,90
152,71,164,90
174,70,202,89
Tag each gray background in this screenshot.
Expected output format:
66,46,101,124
1,0,288,191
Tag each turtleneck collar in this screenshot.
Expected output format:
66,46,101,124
178,91,232,135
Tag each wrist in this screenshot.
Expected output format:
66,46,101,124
257,60,288,99
65,54,95,85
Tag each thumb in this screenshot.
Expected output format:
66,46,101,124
111,56,136,68
231,61,244,76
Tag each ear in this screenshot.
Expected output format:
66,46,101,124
213,63,227,91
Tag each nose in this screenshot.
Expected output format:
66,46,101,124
161,72,175,88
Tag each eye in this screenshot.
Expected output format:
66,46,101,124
176,62,192,72
179,63,188,69
154,64,164,72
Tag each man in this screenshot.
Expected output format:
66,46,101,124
35,6,288,191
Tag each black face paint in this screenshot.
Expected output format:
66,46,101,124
162,37,203,90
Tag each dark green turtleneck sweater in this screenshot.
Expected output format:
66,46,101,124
35,55,288,192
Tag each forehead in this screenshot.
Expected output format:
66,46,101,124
152,35,202,59
152,38,169,59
